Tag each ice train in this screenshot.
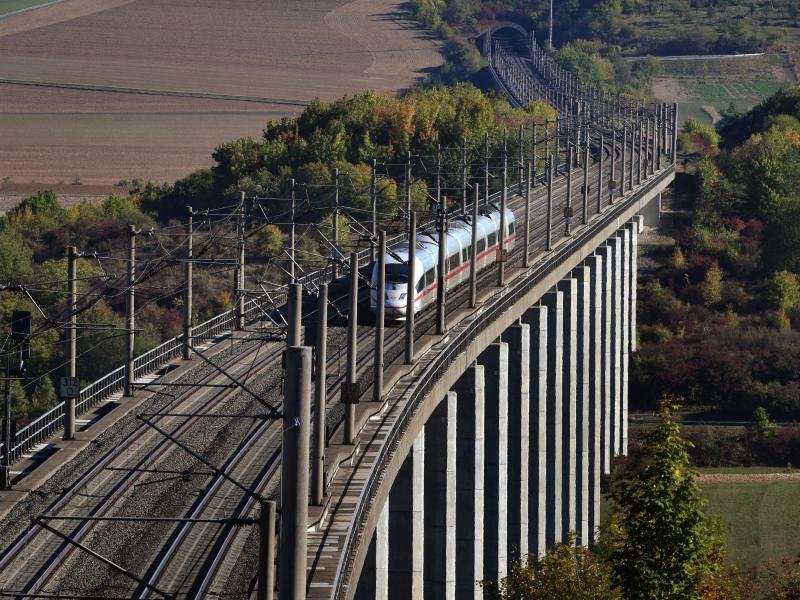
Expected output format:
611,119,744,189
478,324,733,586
370,206,516,319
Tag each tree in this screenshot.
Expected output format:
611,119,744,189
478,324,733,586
682,118,721,154
608,399,719,600
0,231,33,282
764,270,800,312
319,213,351,251
482,534,621,600
761,199,800,273
255,224,284,260
701,262,723,307
751,406,778,439
9,380,28,421
669,244,687,270
30,377,57,417
760,558,800,599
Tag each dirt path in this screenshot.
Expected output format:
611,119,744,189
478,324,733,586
699,472,800,483
701,104,723,123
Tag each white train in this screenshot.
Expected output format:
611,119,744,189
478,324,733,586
370,206,516,319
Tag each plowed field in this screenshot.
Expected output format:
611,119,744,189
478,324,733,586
0,0,442,193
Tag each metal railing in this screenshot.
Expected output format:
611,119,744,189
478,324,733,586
332,161,675,598
0,294,269,463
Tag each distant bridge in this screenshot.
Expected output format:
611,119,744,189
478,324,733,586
0,23,676,600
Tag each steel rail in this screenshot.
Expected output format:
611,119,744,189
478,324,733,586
0,337,285,595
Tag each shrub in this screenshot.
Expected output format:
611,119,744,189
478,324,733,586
752,407,778,439
256,224,284,260
764,270,800,312
482,533,621,599
701,262,723,307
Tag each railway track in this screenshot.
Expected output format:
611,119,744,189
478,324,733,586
0,338,282,596
0,277,388,598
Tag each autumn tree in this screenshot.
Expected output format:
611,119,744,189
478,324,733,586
482,534,621,600
30,377,57,416
701,262,723,307
255,224,284,260
0,231,33,282
607,400,720,600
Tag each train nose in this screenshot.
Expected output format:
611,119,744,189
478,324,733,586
383,292,407,316
384,291,406,306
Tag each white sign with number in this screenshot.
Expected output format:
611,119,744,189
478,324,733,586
60,376,80,398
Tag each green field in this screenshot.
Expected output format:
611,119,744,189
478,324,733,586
601,468,800,573
654,54,791,125
0,0,60,17
702,472,800,572
690,79,783,115
669,78,788,125
622,1,800,55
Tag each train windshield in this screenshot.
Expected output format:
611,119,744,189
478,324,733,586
385,263,409,284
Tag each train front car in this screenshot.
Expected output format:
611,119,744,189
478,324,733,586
370,248,424,320
369,206,515,321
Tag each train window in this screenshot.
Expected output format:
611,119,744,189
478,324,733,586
448,254,459,271
509,221,515,235
477,238,486,253
488,232,497,247
385,263,409,283
416,279,424,293
425,269,434,287
462,248,468,262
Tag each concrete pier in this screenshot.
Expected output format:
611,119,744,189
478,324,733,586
572,265,591,546
501,323,531,560
423,394,457,598
478,342,509,582
376,502,389,598
585,254,604,540
556,279,577,538
446,392,457,598
453,365,485,599
387,429,424,598
541,291,563,546
608,236,623,457
595,244,613,474
619,227,631,458
624,220,640,455
522,304,547,558
412,433,425,597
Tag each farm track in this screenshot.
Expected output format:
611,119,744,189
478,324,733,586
0,79,311,107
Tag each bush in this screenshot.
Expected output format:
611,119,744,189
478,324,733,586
701,262,723,307
764,270,800,312
482,533,621,599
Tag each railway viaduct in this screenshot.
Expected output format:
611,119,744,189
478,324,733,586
303,27,676,600
0,24,676,600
